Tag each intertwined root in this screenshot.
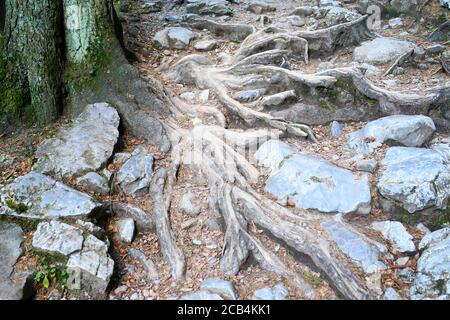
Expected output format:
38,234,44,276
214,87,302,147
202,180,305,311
142,16,450,300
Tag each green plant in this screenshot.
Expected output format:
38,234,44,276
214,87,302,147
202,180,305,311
6,198,29,213
33,256,69,290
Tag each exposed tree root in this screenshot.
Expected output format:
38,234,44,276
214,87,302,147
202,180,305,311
114,17,450,300
150,167,186,281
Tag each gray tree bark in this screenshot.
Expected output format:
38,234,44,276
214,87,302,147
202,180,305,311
0,0,118,125
3,0,63,124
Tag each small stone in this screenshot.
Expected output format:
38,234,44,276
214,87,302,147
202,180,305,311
416,223,431,235
372,221,416,253
382,79,397,87
331,120,342,137
180,92,196,102
199,90,210,103
180,190,201,216
114,285,128,295
204,218,221,231
286,15,305,27
192,239,203,246
388,17,403,29
396,257,409,266
194,40,218,51
181,218,197,230
356,159,377,174
116,218,135,244
76,172,110,195
253,283,288,300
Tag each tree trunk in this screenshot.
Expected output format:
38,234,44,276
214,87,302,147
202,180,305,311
3,0,63,124
0,0,119,126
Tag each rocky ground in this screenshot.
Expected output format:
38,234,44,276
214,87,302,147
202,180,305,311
0,0,450,300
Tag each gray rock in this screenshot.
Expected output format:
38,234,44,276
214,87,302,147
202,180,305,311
390,0,419,14
425,44,447,55
34,103,119,179
199,90,210,103
371,221,416,253
115,146,154,196
181,218,197,229
76,172,110,195
286,15,305,27
417,223,431,235
180,91,196,102
264,152,371,214
324,6,361,27
388,17,403,29
107,203,155,233
32,221,84,256
0,221,27,300
419,227,450,251
353,37,418,65
200,278,237,300
254,140,296,172
0,172,100,220
154,27,195,49
411,228,450,299
233,88,267,103
67,235,114,297
378,147,450,213
356,159,377,174
428,21,450,43
180,290,224,300
204,218,221,231
384,287,402,300
323,221,387,273
116,218,135,244
194,39,218,51
253,283,288,300
331,120,342,137
186,0,232,16
382,79,397,87
180,190,201,216
347,115,436,155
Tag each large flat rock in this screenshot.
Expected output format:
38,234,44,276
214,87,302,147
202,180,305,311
353,37,418,65
0,172,101,220
260,142,371,214
378,147,450,213
32,221,84,256
347,115,436,155
34,103,120,180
